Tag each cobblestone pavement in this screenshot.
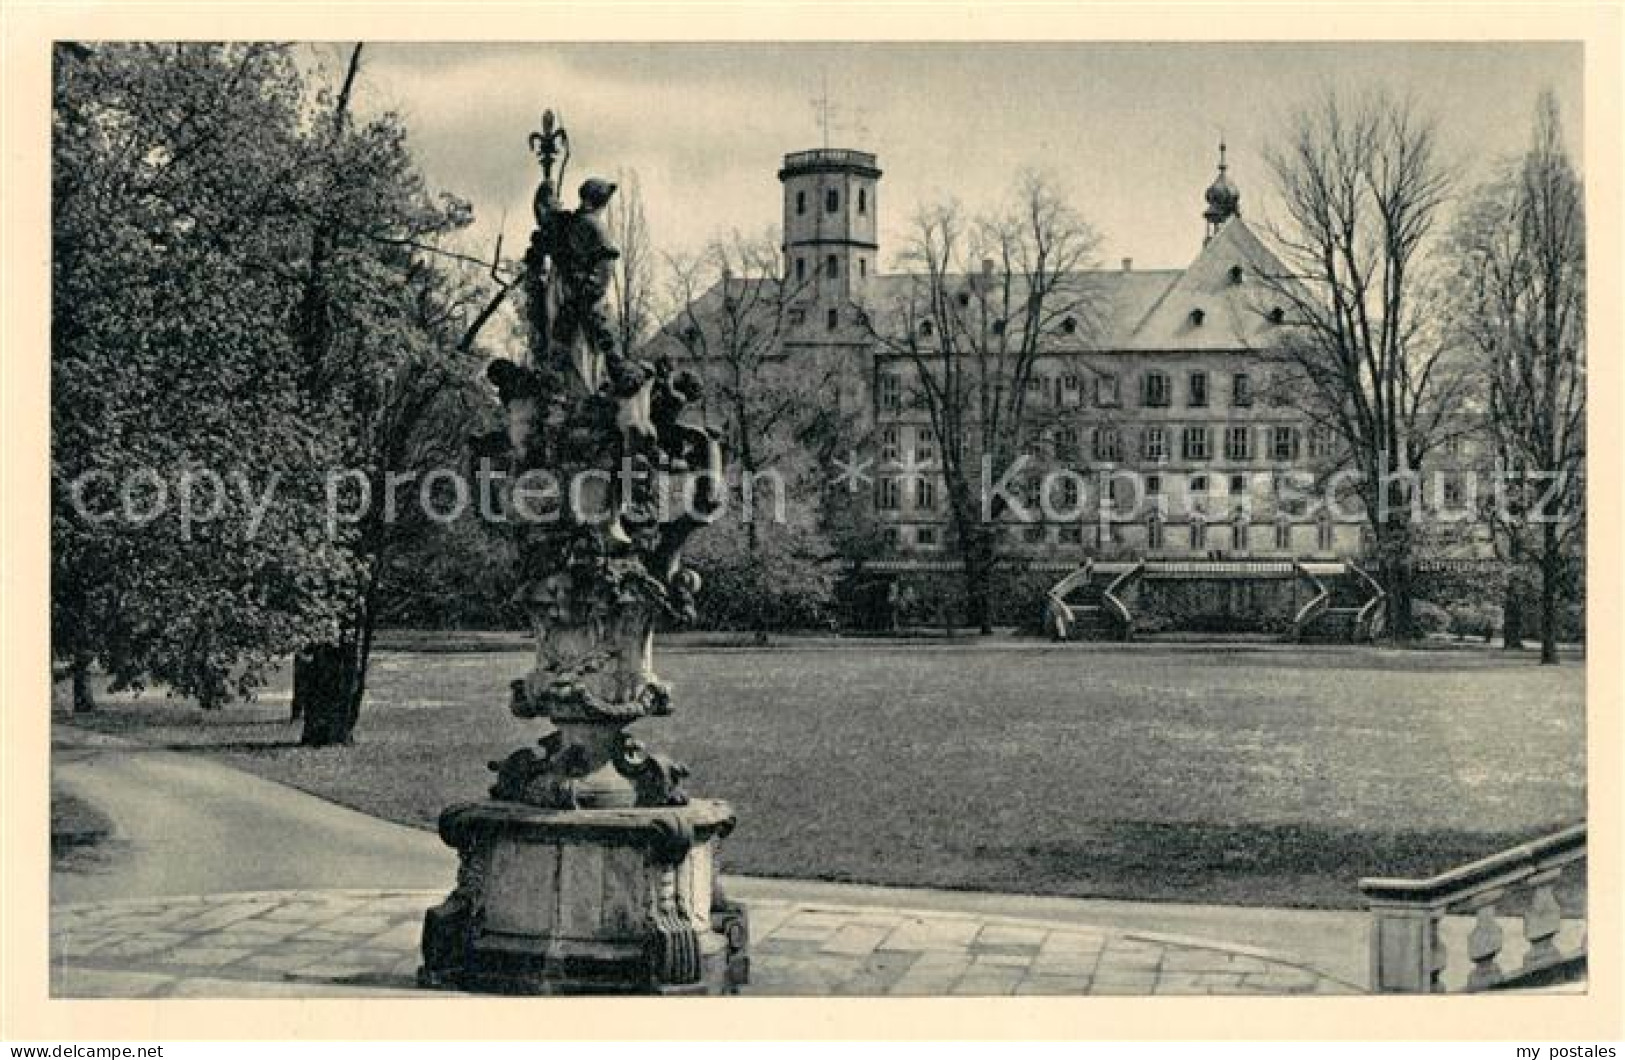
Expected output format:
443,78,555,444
51,890,1359,998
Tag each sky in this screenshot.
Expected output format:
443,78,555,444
318,42,1584,274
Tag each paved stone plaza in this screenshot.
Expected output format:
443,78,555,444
51,890,1355,998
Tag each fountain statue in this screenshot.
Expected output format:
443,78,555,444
418,110,748,995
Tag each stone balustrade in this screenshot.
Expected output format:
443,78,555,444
1358,822,1586,993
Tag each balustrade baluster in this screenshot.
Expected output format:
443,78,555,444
1521,874,1564,971
1465,898,1505,991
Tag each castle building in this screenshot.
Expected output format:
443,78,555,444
653,144,1488,635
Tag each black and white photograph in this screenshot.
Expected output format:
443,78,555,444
4,8,1619,1047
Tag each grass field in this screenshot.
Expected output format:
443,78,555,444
60,642,1586,909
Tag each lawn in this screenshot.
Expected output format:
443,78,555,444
60,642,1586,909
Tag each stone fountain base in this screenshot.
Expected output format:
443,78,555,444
418,799,748,995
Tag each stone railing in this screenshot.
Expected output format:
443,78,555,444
1101,561,1143,640
1042,561,1093,641
1288,560,1329,642
1347,561,1387,641
1358,823,1586,993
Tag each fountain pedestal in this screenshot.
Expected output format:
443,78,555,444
419,799,747,995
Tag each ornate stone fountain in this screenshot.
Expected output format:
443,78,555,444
418,111,747,995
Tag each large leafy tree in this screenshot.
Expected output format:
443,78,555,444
52,43,490,738
52,43,357,711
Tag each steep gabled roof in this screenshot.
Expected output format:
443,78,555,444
1115,218,1288,352
646,217,1295,359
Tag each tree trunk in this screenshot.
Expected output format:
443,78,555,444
1501,568,1525,650
1539,523,1561,665
297,643,362,746
1377,510,1415,644
964,536,995,636
71,652,96,714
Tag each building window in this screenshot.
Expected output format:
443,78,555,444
826,255,839,279
1268,306,1286,325
1225,424,1251,461
1142,370,1170,407
883,527,899,547
1059,476,1080,509
916,526,937,547
1148,515,1164,551
1271,425,1300,462
1062,373,1080,395
1027,375,1044,394
917,479,936,511
877,478,900,510
1092,426,1120,462
1022,478,1042,509
1229,265,1245,285
1275,520,1292,551
826,188,840,213
1230,473,1247,495
1191,519,1207,550
879,375,901,412
1189,371,1209,407
1444,434,1464,459
1056,427,1079,461
1441,472,1465,508
796,190,806,215
1060,315,1078,335
794,258,805,283
880,427,899,462
1232,372,1252,406
1023,526,1046,544
1182,426,1211,461
1309,425,1334,459
1146,474,1162,496
827,307,839,330
858,258,867,278
1097,374,1120,406
788,307,806,325
916,427,935,462
918,319,934,338
1317,515,1335,552
1059,526,1083,545
858,187,867,214
1142,426,1167,462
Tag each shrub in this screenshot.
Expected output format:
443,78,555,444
1449,603,1500,641
1411,600,1452,637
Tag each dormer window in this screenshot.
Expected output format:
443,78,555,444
1060,315,1078,335
1229,265,1245,285
1189,308,1206,326
1268,306,1286,324
956,291,971,307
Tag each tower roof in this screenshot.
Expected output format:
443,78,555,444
778,148,882,181
1203,141,1240,227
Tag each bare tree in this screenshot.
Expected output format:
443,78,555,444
866,175,1101,634
659,232,836,640
1255,90,1463,642
1453,91,1585,664
606,170,654,356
